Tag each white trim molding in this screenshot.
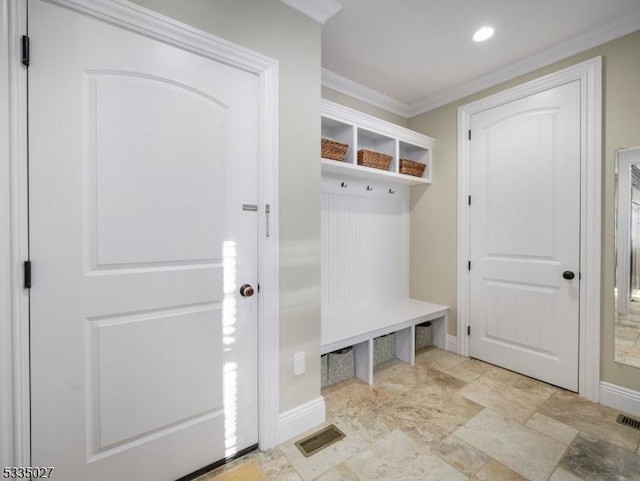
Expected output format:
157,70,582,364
1,0,29,470
600,382,640,418
445,335,458,354
277,396,326,445
0,3,10,466
322,10,640,118
411,9,640,115
279,0,342,24
3,0,281,467
322,69,412,118
457,57,602,402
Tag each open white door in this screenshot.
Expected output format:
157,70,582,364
29,0,260,479
469,81,581,391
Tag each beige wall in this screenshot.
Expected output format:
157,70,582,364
322,87,409,127
408,30,640,392
129,0,322,412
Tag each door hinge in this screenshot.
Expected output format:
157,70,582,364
468,261,471,271
21,35,30,67
468,130,471,140
467,326,471,336
23,260,31,289
468,195,471,205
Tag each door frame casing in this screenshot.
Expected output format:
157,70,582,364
1,0,280,468
457,57,602,401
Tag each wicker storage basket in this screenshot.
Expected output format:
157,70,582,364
399,158,426,177
327,347,354,386
415,321,433,350
374,333,396,366
357,149,392,171
321,138,349,161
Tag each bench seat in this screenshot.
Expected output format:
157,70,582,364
321,297,449,384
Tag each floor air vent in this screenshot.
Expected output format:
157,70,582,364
294,424,346,458
617,414,640,431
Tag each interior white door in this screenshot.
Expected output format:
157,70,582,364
469,80,581,391
29,1,259,479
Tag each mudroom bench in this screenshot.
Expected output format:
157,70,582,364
320,101,446,386
321,297,449,385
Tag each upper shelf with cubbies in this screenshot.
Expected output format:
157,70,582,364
321,100,435,186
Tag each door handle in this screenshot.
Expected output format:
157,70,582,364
562,271,575,280
239,284,255,297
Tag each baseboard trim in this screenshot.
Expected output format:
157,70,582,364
446,335,458,354
600,381,640,417
277,396,326,445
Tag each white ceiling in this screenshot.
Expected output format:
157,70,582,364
321,0,640,116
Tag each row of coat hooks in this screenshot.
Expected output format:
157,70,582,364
340,181,395,194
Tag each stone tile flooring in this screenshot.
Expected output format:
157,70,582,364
199,347,640,481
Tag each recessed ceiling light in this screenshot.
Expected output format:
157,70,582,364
473,26,494,42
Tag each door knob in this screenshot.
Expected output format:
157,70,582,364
239,284,255,297
562,271,575,280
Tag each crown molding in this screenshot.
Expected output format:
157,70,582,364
321,69,412,117
322,10,640,118
279,0,342,24
409,9,640,116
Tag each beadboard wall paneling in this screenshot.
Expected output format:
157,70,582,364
321,177,409,305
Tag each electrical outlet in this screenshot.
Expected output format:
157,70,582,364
293,351,306,376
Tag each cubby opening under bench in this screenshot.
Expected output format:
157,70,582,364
320,100,449,386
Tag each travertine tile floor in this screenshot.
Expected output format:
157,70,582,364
200,347,640,481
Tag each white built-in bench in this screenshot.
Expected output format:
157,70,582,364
321,297,449,384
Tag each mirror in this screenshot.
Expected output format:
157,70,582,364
615,146,640,368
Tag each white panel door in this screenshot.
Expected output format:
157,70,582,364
29,1,259,479
469,80,581,391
